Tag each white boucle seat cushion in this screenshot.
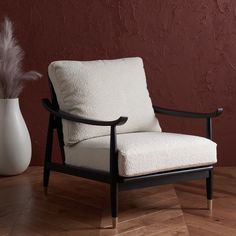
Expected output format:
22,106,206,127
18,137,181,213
64,132,217,177
48,57,161,145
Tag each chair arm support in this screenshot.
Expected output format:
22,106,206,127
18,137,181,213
153,105,223,119
42,98,128,126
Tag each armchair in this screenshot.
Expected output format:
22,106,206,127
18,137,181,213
42,57,223,228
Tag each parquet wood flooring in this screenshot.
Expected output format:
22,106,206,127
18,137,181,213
0,167,235,235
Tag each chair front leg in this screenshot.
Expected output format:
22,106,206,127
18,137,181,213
111,182,118,228
206,169,213,211
110,125,119,228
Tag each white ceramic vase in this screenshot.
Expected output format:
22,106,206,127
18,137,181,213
0,98,31,176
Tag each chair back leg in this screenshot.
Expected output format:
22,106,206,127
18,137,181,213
43,114,54,194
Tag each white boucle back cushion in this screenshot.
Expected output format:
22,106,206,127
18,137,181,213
48,57,161,145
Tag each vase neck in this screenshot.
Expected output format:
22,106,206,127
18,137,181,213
0,98,20,111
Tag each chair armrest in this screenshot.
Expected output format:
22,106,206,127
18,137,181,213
153,105,223,119
42,98,128,126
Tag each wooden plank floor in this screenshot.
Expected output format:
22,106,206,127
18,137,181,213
0,167,235,236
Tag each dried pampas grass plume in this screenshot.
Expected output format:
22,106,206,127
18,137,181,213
0,17,41,98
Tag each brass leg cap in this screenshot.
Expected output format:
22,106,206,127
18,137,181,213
112,217,118,228
208,199,213,211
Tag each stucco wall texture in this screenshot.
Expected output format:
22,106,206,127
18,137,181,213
0,0,235,165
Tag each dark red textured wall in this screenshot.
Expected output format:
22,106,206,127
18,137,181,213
0,0,235,166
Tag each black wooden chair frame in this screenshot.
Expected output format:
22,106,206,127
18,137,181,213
42,80,223,228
